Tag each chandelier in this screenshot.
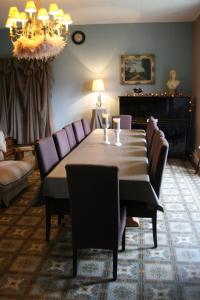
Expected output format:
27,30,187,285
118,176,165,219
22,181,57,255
5,1,72,60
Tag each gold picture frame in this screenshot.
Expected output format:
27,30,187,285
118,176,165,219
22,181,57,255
120,54,155,85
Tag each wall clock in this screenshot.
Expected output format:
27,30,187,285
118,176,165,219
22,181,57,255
71,31,86,45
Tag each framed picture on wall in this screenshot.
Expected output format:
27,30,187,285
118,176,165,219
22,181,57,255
120,54,155,85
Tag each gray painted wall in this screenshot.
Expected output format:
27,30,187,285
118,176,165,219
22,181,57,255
52,23,193,130
0,23,193,131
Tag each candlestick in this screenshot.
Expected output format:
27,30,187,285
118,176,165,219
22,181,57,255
103,128,110,144
113,118,120,130
114,130,122,146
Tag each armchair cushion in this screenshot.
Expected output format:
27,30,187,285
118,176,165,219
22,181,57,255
0,160,33,207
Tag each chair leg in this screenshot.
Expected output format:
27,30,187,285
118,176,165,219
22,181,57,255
73,248,77,277
46,213,51,242
122,227,126,251
113,248,118,281
152,212,157,248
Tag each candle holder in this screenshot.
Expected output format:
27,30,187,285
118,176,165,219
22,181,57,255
114,129,122,146
103,127,110,144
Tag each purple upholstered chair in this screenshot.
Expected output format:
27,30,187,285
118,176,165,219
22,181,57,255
81,118,91,136
66,164,126,280
35,136,70,241
72,120,85,143
53,129,70,160
112,115,132,129
146,116,158,150
124,135,168,248
63,124,77,150
35,136,59,180
148,129,165,170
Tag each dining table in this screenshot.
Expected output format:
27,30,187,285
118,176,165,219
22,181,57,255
38,129,163,211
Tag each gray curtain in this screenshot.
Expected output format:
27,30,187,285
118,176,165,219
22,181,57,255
0,59,53,144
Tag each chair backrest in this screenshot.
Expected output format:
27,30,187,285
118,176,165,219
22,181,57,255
66,164,120,250
72,120,85,143
149,136,169,198
35,136,59,179
112,115,132,129
81,118,91,136
63,124,77,150
149,129,165,168
53,129,70,160
146,116,158,150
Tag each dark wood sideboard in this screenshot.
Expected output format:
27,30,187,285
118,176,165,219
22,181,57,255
119,96,194,158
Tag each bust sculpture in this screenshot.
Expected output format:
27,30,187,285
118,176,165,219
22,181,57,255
167,69,180,95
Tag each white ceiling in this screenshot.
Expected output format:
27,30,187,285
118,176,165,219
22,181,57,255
1,0,200,26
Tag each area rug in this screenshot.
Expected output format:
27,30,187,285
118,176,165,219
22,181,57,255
0,159,200,299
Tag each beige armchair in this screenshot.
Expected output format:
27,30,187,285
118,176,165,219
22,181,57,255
0,131,33,207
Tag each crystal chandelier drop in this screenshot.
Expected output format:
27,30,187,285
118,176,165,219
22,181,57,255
5,1,72,60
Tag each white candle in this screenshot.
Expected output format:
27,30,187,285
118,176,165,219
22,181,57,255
102,113,109,127
113,118,120,130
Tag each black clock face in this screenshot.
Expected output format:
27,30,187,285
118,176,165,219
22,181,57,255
72,31,85,45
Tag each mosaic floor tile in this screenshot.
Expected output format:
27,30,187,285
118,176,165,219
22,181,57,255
41,257,72,276
29,276,68,298
143,247,171,262
65,278,101,300
78,260,105,277
171,232,198,247
4,226,34,239
9,255,42,273
0,239,24,253
144,263,174,281
0,274,32,296
175,248,200,263
177,264,200,282
168,221,193,233
182,285,200,300
144,282,178,300
143,232,168,246
106,282,137,300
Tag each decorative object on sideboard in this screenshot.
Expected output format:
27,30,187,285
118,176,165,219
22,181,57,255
72,31,85,45
166,69,180,96
5,1,72,60
121,54,155,85
133,88,143,94
92,79,104,108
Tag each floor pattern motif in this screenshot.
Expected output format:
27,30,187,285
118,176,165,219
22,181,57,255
0,159,200,299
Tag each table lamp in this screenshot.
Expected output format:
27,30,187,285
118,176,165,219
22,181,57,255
92,79,104,107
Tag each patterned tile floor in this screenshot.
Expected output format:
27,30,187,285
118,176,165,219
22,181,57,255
0,159,200,299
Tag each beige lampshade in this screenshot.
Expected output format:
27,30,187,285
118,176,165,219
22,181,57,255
92,79,104,92
8,7,18,17
37,8,49,21
25,1,37,13
20,12,28,21
5,18,13,28
55,9,64,20
49,3,59,15
63,14,72,25
10,9,20,21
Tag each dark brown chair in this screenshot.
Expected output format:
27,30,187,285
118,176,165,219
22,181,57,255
112,115,132,129
35,137,70,241
66,164,126,280
124,136,169,248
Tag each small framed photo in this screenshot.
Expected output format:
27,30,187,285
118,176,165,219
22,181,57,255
120,54,155,85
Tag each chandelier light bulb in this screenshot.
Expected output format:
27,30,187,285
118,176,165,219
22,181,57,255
49,3,59,15
37,8,49,21
25,1,37,13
